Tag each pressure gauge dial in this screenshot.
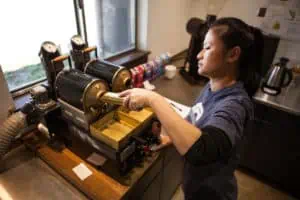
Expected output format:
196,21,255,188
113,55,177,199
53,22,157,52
41,41,57,54
71,35,86,50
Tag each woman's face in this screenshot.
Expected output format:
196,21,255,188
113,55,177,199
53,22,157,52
197,29,227,78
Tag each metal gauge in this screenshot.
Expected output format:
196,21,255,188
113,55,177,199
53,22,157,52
41,41,57,54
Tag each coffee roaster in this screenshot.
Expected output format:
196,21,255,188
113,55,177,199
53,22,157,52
0,37,158,176
54,69,156,173
14,36,156,175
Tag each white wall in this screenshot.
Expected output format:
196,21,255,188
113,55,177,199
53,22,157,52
190,0,207,20
137,0,229,59
147,0,193,59
274,40,300,67
138,0,206,59
147,0,191,59
218,0,269,27
190,0,270,27
140,0,272,59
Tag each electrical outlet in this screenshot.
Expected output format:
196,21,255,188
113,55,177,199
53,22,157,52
257,7,267,17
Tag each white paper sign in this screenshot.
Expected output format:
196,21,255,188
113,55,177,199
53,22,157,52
72,163,93,181
266,5,287,18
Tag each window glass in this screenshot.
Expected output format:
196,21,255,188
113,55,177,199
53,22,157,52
84,0,136,58
0,0,77,91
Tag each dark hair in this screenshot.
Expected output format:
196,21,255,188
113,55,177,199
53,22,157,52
210,17,264,97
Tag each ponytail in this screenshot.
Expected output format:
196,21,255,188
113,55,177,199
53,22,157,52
210,18,264,97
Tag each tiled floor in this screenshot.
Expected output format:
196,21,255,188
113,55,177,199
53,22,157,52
171,169,298,200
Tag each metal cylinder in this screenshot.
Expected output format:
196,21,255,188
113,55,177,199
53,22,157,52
84,59,131,92
70,35,91,71
55,70,108,112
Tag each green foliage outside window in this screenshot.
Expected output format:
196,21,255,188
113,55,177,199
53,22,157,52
4,63,46,91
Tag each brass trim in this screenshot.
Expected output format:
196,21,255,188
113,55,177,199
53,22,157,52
82,79,108,113
111,67,132,92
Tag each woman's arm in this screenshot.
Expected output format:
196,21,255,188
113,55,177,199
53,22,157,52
148,93,202,155
120,88,202,155
120,88,245,163
151,126,173,151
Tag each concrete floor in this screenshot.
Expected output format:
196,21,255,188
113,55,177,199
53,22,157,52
171,169,298,200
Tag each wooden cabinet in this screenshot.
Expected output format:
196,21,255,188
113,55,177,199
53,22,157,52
240,102,300,198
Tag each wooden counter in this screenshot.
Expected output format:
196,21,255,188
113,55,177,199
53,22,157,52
22,130,164,200
20,122,186,200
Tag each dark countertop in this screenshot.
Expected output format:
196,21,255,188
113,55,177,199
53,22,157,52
152,69,205,106
254,74,300,116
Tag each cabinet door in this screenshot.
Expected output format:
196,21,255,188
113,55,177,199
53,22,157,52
126,156,163,200
242,120,284,178
160,152,183,200
239,119,260,168
141,173,162,200
240,107,300,197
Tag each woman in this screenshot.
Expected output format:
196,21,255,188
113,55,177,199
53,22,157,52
120,17,263,200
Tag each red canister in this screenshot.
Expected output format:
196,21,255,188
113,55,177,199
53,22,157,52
134,65,145,88
130,68,138,87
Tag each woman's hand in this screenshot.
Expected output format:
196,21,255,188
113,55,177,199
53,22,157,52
151,133,172,151
151,122,172,151
119,88,157,111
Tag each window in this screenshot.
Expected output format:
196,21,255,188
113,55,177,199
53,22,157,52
84,0,136,58
0,0,77,92
0,0,137,93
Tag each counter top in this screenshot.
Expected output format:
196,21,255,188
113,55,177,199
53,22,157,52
152,69,205,106
254,74,300,116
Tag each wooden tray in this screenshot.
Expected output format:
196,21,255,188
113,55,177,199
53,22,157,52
90,107,154,150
